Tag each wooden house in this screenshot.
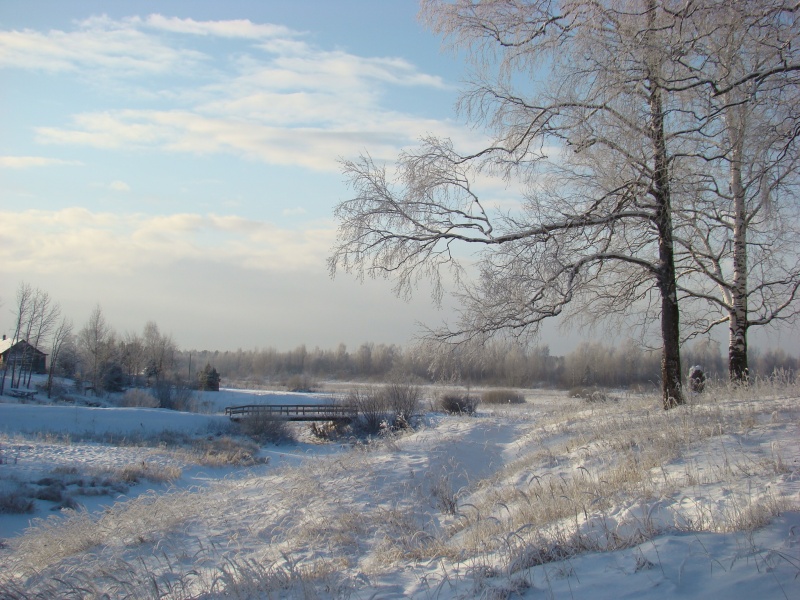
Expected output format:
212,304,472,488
0,337,48,374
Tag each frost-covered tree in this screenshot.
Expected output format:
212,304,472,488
77,304,114,393
331,0,716,408
47,316,73,398
673,1,800,381
0,282,32,394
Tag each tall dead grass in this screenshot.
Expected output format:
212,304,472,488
2,383,797,598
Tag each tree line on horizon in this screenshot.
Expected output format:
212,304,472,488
2,281,797,398
181,338,798,391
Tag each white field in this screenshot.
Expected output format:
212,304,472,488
0,380,798,599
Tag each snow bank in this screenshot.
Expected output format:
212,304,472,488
0,403,229,437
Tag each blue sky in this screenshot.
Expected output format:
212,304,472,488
0,1,494,351
1,1,796,356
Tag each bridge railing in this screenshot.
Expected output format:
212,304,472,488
225,404,356,421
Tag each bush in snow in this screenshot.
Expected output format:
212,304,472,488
383,381,421,428
153,377,196,411
0,487,34,514
346,383,420,434
120,388,159,408
197,363,221,391
345,388,390,434
239,414,294,445
438,393,479,415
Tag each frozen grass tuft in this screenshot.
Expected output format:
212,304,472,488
0,487,35,514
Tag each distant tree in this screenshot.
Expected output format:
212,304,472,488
102,361,126,393
198,363,221,391
77,304,114,393
0,282,33,394
142,321,176,384
119,331,145,383
47,316,74,398
23,289,61,386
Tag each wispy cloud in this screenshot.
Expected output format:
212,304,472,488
1,208,334,274
35,109,458,171
0,16,206,74
0,156,82,169
7,14,463,171
140,14,295,39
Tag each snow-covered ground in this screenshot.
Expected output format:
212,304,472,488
0,382,798,599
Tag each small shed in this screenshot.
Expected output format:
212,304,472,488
0,337,48,374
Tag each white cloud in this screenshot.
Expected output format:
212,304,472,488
0,208,334,275
0,156,82,169
141,15,295,39
0,17,206,74
35,109,462,171
10,13,465,171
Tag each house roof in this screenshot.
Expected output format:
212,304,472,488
0,338,16,354
0,338,47,356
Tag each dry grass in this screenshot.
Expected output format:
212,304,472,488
0,488,35,515
2,383,798,598
481,389,526,405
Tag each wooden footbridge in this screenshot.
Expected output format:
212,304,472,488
225,404,356,422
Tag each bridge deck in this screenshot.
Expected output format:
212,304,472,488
225,404,355,422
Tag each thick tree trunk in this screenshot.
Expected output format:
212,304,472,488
647,22,684,409
729,318,748,380
659,260,684,408
656,201,685,407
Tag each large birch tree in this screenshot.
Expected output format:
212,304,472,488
674,1,800,381
331,0,707,409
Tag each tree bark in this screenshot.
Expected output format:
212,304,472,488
647,2,684,409
728,110,750,381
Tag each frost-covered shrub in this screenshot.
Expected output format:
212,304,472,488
0,488,34,514
240,414,294,444
346,383,420,434
309,420,350,441
32,483,65,503
481,389,525,405
117,463,182,484
346,388,391,434
569,386,617,402
439,393,479,415
153,378,196,411
383,382,421,427
121,388,158,408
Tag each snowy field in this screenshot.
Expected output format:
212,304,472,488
0,381,798,599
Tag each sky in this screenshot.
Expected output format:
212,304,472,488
0,0,485,352
0,1,796,356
